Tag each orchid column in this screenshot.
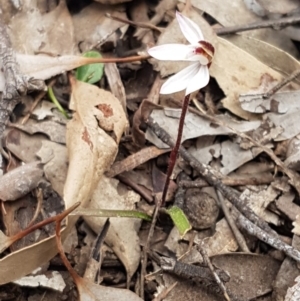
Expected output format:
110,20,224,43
148,11,214,205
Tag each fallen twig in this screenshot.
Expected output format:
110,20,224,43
215,14,300,35
237,214,300,262
160,255,231,298
140,196,160,298
263,68,300,98
182,97,300,197
198,242,231,301
146,116,300,263
106,13,163,33
216,191,250,253
146,116,274,235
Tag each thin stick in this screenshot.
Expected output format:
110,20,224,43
216,190,250,252
140,196,161,298
198,242,231,301
106,13,162,32
152,282,178,301
10,202,81,247
27,188,43,228
146,117,300,263
263,69,300,98
215,14,300,35
179,173,274,187
22,78,56,125
117,174,153,203
237,214,300,262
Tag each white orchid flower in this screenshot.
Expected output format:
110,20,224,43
148,11,214,95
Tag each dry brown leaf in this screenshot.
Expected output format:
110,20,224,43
17,54,106,81
161,253,280,301
0,161,43,201
0,78,127,284
4,129,46,163
146,109,261,148
72,2,128,51
0,53,145,92
196,218,239,256
31,101,57,120
130,0,155,44
244,0,299,16
64,76,127,209
210,37,283,119
76,276,143,301
211,253,281,299
226,35,300,79
184,0,297,55
107,146,169,177
285,136,300,171
292,216,300,235
9,1,75,55
84,176,141,283
12,118,66,144
240,186,281,225
36,141,68,197
240,90,300,114
274,248,300,301
105,63,127,116
13,271,66,292
189,139,263,175
285,275,300,301
276,192,298,221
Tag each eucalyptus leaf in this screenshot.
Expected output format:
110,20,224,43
76,51,104,84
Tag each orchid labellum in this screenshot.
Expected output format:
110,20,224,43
148,11,214,95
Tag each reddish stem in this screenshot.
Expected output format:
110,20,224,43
55,216,80,282
161,93,190,205
11,202,80,245
82,55,150,64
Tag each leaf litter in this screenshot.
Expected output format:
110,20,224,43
0,0,300,300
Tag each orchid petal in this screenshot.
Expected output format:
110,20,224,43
185,65,209,95
148,44,196,61
160,62,200,94
176,11,204,45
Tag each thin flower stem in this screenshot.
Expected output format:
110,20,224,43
141,94,191,298
161,93,190,205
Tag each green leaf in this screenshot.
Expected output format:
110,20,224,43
166,206,192,237
71,208,152,222
76,51,104,84
47,87,69,119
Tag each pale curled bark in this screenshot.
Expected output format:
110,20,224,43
0,18,45,139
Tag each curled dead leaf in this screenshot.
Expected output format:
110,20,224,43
0,77,127,284
0,161,43,201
